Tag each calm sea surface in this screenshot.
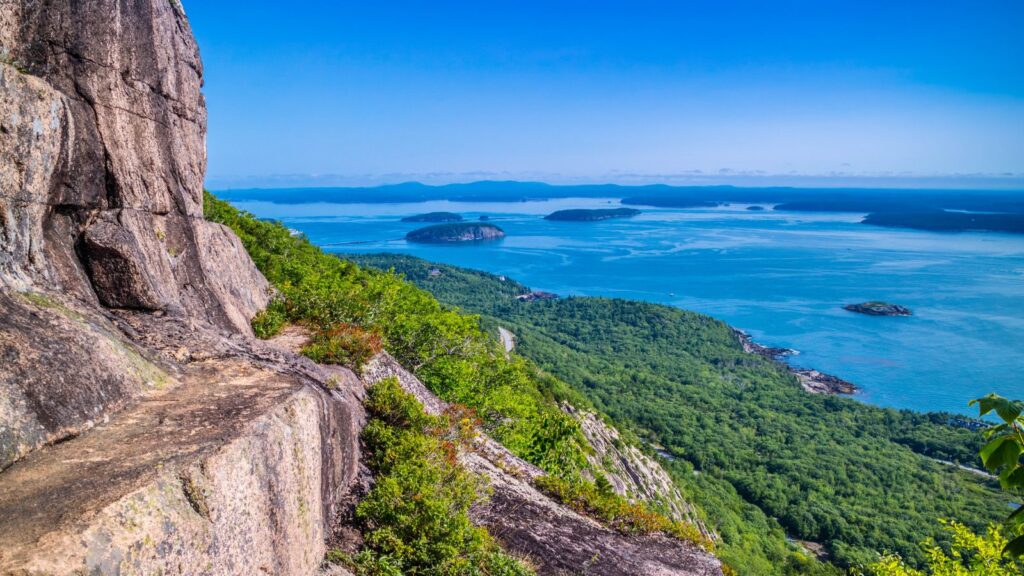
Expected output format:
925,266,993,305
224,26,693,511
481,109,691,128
232,197,1024,416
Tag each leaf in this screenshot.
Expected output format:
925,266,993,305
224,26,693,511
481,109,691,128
1003,533,1024,559
1005,467,1024,494
971,394,1023,423
979,436,1022,471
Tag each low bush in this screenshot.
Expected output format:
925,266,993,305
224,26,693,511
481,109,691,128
535,474,713,551
302,323,383,369
336,377,534,576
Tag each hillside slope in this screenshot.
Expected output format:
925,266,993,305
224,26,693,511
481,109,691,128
350,253,1006,572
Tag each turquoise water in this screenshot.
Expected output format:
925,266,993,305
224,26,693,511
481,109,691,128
233,197,1024,416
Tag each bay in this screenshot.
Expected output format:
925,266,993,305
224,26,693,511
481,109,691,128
231,197,1024,416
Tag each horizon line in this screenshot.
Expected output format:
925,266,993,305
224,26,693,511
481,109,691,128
207,176,1024,193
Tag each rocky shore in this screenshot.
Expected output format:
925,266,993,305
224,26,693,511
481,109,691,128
734,330,857,395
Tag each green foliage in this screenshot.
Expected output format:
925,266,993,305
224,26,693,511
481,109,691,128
353,253,1008,574
865,521,1022,576
251,299,288,338
340,377,533,575
970,394,1024,557
535,474,713,550
204,192,590,479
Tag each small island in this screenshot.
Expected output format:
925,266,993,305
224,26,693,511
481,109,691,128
544,208,641,221
401,212,464,223
746,205,766,211
844,301,913,316
406,223,505,243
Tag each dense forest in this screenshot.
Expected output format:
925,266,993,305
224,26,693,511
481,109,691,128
349,253,1009,572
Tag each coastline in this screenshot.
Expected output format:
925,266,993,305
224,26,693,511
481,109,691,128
733,329,858,395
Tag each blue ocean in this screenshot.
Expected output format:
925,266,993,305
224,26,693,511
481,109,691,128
230,196,1024,416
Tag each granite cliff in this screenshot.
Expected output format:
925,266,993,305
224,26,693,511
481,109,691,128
0,2,721,574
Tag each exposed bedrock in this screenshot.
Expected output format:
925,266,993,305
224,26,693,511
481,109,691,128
0,354,366,575
0,0,269,331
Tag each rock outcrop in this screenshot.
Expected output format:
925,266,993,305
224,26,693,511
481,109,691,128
564,405,714,540
0,352,364,575
843,301,913,317
735,329,857,395
0,2,361,573
0,0,269,330
1,0,272,468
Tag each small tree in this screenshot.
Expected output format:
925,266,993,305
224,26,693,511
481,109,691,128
867,521,1019,576
970,394,1024,557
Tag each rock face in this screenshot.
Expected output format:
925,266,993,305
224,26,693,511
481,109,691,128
0,0,269,330
406,222,505,243
564,405,714,540
0,3,361,573
844,301,913,316
0,344,366,575
0,0,273,468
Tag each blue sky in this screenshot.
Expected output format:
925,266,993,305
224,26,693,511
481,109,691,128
186,1,1024,189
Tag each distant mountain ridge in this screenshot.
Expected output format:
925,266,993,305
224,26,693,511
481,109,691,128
218,181,1024,210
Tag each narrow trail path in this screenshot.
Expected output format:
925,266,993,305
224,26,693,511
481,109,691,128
498,327,516,355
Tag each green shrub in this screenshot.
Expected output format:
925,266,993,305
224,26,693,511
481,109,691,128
251,299,288,338
865,521,1022,576
342,377,533,576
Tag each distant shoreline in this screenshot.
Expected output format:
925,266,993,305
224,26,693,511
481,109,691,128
222,183,1024,235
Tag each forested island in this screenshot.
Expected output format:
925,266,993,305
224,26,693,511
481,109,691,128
349,253,1006,574
401,211,464,222
406,222,505,243
544,208,641,221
